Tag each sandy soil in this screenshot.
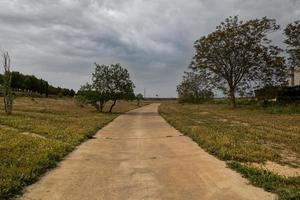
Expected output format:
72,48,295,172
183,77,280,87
19,104,275,200
252,161,300,177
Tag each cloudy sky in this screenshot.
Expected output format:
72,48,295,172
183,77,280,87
0,0,299,97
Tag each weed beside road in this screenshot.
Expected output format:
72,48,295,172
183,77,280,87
0,97,143,199
159,102,300,200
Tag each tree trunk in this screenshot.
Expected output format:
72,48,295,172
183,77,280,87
229,88,236,108
100,101,104,112
45,83,49,98
4,95,13,115
3,52,13,114
95,103,100,112
109,100,117,113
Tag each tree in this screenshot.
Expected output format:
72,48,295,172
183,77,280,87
284,20,300,66
191,16,287,107
69,89,75,97
79,63,135,112
39,79,44,95
93,63,135,113
2,52,13,114
177,69,213,103
45,82,49,97
11,71,26,90
0,74,3,85
89,64,110,111
77,83,107,112
136,93,143,106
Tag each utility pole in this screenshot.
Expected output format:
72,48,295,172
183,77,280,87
144,88,146,98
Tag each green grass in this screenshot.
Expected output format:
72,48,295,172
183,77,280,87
210,99,300,114
159,102,300,200
228,162,300,200
0,97,144,199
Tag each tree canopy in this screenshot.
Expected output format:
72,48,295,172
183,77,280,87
191,16,287,107
284,20,300,66
136,93,143,106
78,63,135,112
177,69,213,103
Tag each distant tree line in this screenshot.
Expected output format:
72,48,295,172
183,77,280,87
178,16,299,107
0,71,75,97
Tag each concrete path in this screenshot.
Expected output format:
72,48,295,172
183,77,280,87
20,104,275,200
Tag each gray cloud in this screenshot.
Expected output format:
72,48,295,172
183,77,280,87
0,0,299,97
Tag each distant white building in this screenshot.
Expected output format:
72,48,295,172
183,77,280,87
289,67,300,86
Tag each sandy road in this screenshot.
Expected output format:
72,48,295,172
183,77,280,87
20,103,275,200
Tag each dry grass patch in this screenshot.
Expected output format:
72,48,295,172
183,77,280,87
159,102,300,199
251,161,300,177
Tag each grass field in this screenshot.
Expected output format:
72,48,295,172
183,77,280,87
0,97,143,199
159,102,300,200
